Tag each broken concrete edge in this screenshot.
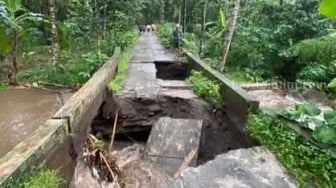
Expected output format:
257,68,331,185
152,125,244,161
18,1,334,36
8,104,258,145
174,146,298,188
53,47,121,129
0,119,68,187
182,49,259,131
0,48,122,187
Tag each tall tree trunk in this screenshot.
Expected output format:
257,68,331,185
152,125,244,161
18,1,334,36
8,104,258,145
10,33,18,85
102,4,107,40
183,0,187,32
218,0,241,71
160,1,165,22
199,0,208,55
49,0,59,65
178,6,182,24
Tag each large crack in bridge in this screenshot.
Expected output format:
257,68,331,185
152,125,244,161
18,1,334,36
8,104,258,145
0,34,297,188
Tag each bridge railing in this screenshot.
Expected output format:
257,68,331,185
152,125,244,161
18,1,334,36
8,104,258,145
0,48,122,187
182,48,259,133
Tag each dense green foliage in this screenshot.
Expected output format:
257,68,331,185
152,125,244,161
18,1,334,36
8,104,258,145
278,103,336,144
17,51,109,86
156,0,336,85
157,22,175,48
187,70,223,106
319,0,336,18
0,0,140,86
248,112,336,187
286,36,336,82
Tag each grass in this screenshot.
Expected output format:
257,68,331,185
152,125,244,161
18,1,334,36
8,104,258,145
187,70,223,107
9,169,65,188
248,111,336,187
0,83,7,91
108,48,132,93
17,51,109,87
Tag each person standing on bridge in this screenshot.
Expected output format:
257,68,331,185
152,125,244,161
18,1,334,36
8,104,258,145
147,24,151,33
173,24,183,54
151,23,156,35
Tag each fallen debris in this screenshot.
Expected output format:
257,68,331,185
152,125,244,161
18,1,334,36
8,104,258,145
83,134,120,182
174,149,197,179
111,144,142,170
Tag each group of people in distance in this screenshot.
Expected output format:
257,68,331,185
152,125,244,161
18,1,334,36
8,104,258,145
138,24,156,34
137,23,183,53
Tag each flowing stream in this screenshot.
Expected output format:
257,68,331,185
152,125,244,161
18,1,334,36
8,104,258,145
0,88,72,158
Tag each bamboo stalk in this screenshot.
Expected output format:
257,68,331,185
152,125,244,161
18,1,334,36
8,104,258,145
173,149,197,179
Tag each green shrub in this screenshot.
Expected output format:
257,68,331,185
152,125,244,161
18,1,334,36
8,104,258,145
286,36,336,82
110,31,137,51
187,70,223,107
14,169,64,188
181,32,199,55
108,49,132,93
157,22,174,48
17,51,109,86
0,83,7,91
248,112,336,187
287,36,336,65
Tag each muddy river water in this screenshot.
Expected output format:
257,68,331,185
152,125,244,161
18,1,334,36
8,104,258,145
0,88,72,158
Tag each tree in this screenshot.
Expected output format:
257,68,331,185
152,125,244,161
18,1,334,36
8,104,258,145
218,0,240,71
199,0,208,54
0,0,43,84
49,0,59,65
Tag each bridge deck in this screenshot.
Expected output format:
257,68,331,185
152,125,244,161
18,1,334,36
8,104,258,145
114,34,297,187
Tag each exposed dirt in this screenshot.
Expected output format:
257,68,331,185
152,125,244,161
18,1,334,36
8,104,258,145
154,61,190,80
91,91,253,164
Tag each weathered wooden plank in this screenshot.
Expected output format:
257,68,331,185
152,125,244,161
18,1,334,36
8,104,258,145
144,117,203,176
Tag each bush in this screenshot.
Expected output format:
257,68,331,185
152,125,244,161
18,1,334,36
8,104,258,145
157,22,174,48
181,32,199,55
13,169,64,188
248,112,336,187
286,36,336,82
18,51,109,86
187,70,223,107
110,31,137,51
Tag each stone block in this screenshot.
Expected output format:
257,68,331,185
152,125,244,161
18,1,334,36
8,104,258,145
145,117,203,176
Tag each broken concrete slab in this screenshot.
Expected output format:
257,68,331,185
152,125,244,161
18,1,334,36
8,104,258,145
130,36,153,63
130,35,176,63
158,89,198,99
119,160,173,188
120,63,160,98
144,117,202,176
173,147,297,188
158,79,192,89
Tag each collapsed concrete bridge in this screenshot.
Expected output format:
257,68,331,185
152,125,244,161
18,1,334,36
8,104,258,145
0,35,297,188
